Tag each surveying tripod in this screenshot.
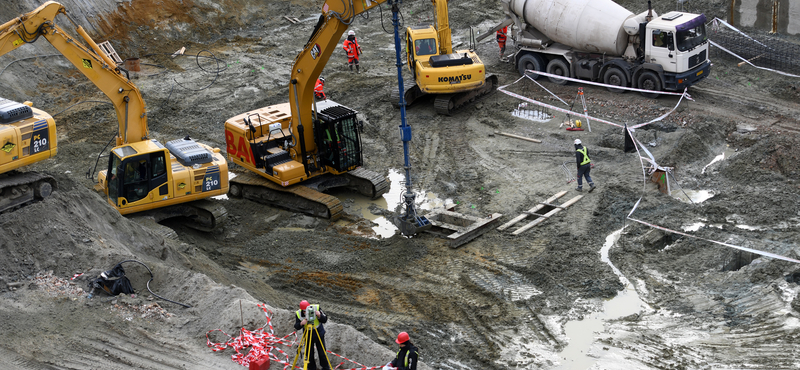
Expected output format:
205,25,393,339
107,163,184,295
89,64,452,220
292,323,333,370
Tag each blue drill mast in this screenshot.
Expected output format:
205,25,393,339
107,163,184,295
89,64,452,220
389,0,431,236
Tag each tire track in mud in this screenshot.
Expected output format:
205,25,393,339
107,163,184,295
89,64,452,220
63,330,230,370
0,345,59,369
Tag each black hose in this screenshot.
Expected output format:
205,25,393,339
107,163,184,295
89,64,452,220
0,54,64,78
86,133,117,182
117,260,192,308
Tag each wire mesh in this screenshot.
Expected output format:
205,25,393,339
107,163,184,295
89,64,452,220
710,29,800,74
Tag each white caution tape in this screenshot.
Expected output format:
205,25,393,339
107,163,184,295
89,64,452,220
709,18,800,78
524,74,569,106
499,78,622,128
523,69,692,98
710,18,769,48
627,217,800,264
709,40,800,79
624,126,800,265
498,77,687,130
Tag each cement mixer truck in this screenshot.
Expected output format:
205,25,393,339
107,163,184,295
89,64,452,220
480,0,710,97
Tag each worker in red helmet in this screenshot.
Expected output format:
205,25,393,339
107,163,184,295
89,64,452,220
496,26,508,59
343,30,362,73
387,331,419,370
314,76,327,100
294,300,331,370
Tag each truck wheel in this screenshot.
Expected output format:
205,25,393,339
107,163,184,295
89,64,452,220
637,71,661,99
603,67,628,93
517,54,545,80
546,59,570,85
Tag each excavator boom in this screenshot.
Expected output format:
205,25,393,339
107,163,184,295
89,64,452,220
288,0,387,157
0,1,147,146
224,0,391,219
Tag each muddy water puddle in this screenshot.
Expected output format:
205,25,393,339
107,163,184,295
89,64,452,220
701,145,737,174
333,169,453,238
555,227,650,370
672,189,715,203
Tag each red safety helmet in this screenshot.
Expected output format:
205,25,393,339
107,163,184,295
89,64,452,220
299,300,310,310
395,331,410,344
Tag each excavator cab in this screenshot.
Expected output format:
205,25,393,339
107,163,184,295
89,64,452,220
106,146,169,207
100,137,227,215
313,100,363,172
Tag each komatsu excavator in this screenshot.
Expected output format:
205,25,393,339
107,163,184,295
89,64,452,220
1,1,229,229
224,0,390,220
391,0,498,115
0,97,57,213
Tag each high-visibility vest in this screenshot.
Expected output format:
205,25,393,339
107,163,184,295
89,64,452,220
496,27,507,43
577,147,591,165
296,305,321,328
343,39,360,58
314,80,325,98
396,348,417,368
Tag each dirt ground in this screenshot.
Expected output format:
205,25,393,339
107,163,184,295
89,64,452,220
1,0,799,369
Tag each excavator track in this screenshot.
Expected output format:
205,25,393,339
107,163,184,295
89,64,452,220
434,74,499,115
345,167,390,199
229,172,345,221
131,199,228,232
390,83,425,109
0,171,57,213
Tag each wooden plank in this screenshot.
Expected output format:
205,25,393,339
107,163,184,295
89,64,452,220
494,131,542,143
283,15,298,24
538,202,564,209
525,212,549,218
447,213,503,248
497,191,567,230
512,195,583,235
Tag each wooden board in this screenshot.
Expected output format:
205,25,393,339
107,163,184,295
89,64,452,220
425,210,503,248
512,195,583,235
497,191,567,231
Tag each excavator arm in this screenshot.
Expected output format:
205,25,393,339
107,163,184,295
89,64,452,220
288,0,387,159
0,1,147,146
431,0,453,55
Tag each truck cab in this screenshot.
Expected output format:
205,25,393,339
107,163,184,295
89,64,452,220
643,12,709,90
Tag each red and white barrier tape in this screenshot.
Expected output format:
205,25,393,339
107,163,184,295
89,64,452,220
207,303,398,369
522,69,692,98
71,273,84,280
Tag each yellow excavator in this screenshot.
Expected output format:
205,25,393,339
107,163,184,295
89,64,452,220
391,0,497,115
0,96,57,213
224,0,391,220
1,1,229,229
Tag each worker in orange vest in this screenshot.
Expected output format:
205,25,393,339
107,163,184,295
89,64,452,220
343,30,362,73
496,26,508,59
314,76,326,100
